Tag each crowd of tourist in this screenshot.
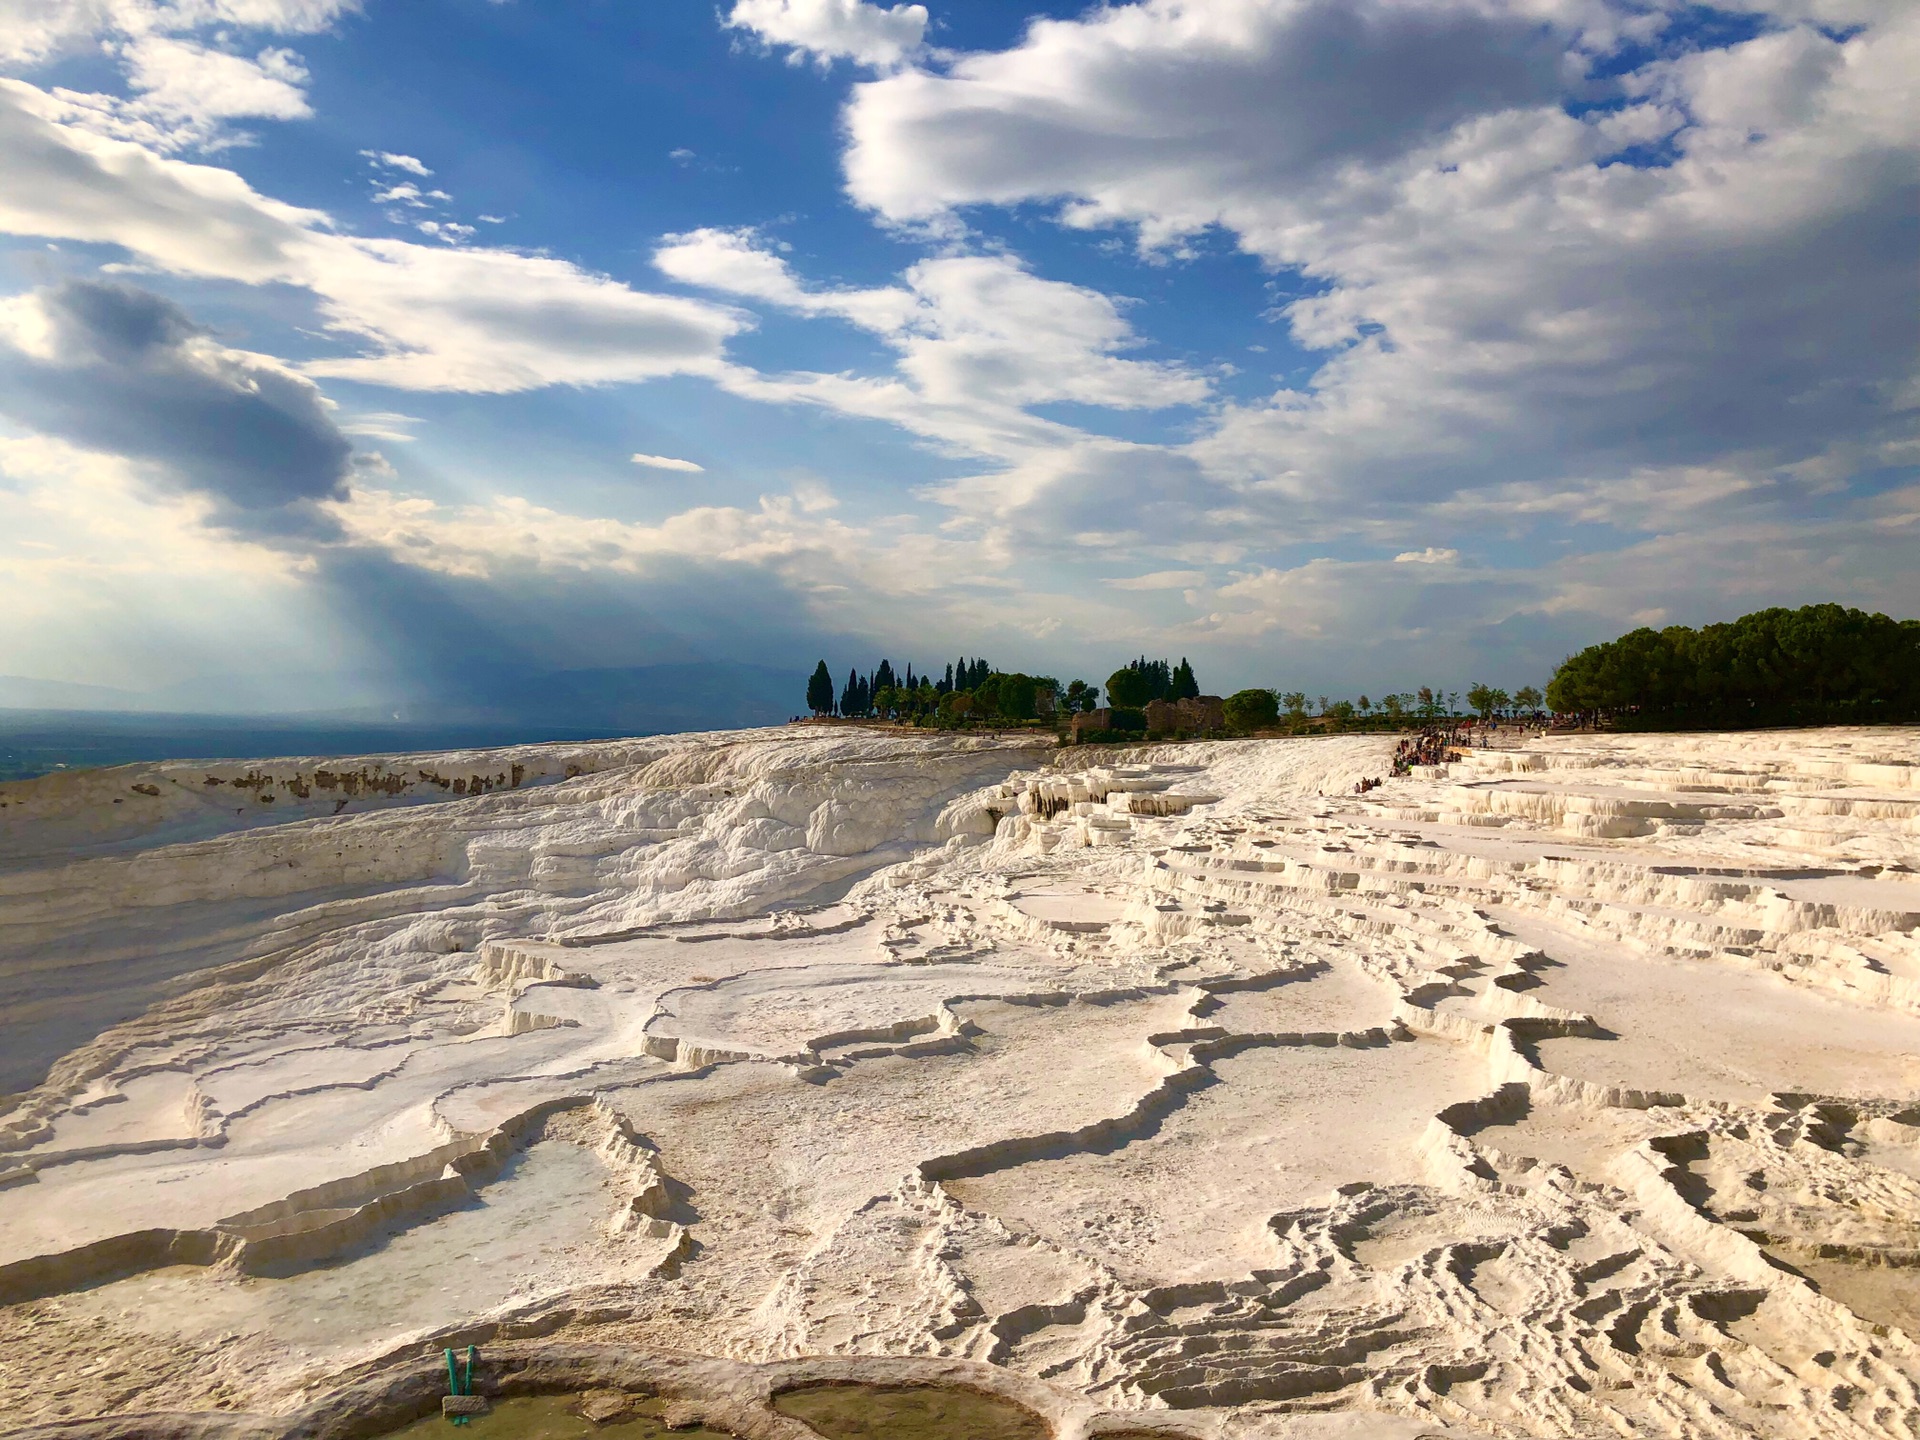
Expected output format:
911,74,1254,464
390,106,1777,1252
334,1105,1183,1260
1390,727,1466,775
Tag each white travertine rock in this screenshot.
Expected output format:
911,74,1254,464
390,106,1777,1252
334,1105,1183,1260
2,724,1919,1439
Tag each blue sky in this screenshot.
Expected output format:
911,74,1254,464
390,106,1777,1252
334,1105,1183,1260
0,0,1914,718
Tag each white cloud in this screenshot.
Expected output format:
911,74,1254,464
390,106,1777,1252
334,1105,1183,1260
0,82,750,392
122,35,310,121
372,181,451,207
725,0,928,70
1105,569,1206,590
362,149,430,175
657,227,1210,459
2,1,358,148
0,0,359,68
323,483,1017,625
829,0,1920,573
1394,547,1457,564
842,0,1573,233
632,452,705,473
318,479,1156,655
337,411,419,442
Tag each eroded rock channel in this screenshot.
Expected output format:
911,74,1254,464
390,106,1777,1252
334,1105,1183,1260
2,725,1919,1439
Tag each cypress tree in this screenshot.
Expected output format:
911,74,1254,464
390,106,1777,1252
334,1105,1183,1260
942,663,954,694
1172,658,1198,701
807,660,834,716
842,667,859,718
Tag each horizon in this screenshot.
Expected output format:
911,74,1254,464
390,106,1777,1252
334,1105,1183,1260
0,0,1914,717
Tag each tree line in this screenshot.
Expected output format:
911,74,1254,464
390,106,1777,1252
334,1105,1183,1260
1545,604,1920,727
806,655,1214,727
807,656,1086,726
805,655,1550,736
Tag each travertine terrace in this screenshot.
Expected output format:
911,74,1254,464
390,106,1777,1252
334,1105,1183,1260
2,725,1919,1438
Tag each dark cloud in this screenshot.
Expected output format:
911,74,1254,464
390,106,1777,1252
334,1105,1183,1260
0,279,352,535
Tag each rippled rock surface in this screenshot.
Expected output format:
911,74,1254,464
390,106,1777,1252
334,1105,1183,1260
2,724,1918,1439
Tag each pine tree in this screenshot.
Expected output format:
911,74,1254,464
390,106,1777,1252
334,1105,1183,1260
876,659,895,693
807,661,834,716
842,667,859,718
941,663,953,694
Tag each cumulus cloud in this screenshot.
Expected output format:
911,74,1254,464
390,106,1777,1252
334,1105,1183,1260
0,83,749,391
829,0,1920,573
842,0,1568,231
0,0,358,69
0,279,352,534
123,35,311,121
2,0,358,149
362,149,430,175
726,0,928,69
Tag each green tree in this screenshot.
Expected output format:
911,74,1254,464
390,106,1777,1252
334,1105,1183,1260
973,673,1003,717
1466,683,1495,719
1514,685,1542,713
996,673,1038,720
1545,604,1920,726
1281,691,1308,718
1107,666,1153,708
806,661,834,716
1170,658,1199,700
1223,688,1279,732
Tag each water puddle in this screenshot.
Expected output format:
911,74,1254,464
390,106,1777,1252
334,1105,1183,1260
773,1383,1049,1440
384,1394,731,1440
61,1142,611,1357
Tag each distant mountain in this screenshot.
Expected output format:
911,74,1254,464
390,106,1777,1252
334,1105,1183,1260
0,675,151,710
430,661,802,732
0,661,803,733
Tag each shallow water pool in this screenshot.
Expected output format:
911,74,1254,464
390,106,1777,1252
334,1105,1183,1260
772,1382,1050,1440
383,1394,732,1440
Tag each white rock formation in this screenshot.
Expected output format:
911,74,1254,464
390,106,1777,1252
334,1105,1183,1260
1,724,1919,1437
